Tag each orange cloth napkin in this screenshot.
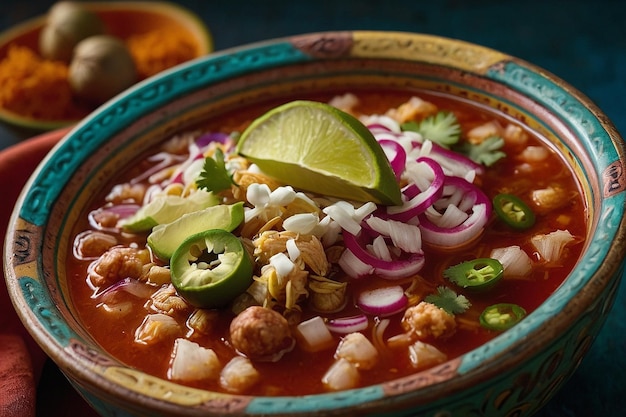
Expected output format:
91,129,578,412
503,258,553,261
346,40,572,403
0,128,69,417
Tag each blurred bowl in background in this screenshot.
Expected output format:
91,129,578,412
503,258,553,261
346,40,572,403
0,1,212,132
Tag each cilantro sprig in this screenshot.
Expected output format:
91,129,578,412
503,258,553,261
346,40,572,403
453,136,506,167
196,148,236,193
402,111,462,148
424,286,471,315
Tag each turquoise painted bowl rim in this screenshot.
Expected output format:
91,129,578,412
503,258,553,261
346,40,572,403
5,31,626,415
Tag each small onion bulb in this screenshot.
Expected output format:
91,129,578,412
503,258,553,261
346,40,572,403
68,35,137,104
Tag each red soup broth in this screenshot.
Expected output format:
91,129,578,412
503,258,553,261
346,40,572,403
67,90,586,396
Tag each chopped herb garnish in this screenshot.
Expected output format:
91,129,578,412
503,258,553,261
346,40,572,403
454,135,506,166
402,111,461,148
196,148,236,193
424,286,471,315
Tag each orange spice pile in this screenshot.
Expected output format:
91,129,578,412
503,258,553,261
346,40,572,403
0,30,199,121
0,45,88,121
127,30,199,80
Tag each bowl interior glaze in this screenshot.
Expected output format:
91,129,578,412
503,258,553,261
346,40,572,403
5,31,626,416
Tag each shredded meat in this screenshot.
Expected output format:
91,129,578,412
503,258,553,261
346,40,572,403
229,306,294,361
401,302,456,340
150,285,190,315
88,247,152,287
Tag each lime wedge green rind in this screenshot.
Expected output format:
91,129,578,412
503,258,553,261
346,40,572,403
236,100,401,206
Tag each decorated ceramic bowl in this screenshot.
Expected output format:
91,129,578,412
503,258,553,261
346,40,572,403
0,1,212,131
5,31,625,416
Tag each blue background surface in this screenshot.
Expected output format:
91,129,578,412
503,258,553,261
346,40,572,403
1,1,624,416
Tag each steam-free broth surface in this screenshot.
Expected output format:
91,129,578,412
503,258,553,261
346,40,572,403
67,90,585,396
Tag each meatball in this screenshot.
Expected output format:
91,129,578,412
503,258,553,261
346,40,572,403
401,302,456,340
229,306,294,361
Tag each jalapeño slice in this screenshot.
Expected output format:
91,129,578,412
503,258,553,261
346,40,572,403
479,303,527,331
443,258,504,291
493,193,536,230
170,229,253,308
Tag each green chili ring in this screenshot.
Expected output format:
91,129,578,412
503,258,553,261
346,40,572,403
443,257,504,291
493,193,536,230
170,229,253,308
479,303,527,331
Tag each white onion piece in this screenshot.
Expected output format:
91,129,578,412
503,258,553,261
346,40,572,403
285,238,301,262
365,216,422,254
531,229,575,263
283,213,319,234
490,246,533,278
357,285,408,317
295,316,335,352
269,252,295,278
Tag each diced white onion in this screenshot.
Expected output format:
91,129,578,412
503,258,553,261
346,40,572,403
295,316,335,352
269,252,295,278
283,213,319,234
285,238,301,261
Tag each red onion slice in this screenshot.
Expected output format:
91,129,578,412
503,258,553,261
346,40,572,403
418,175,492,249
378,139,407,180
357,285,408,317
410,140,485,179
326,315,369,334
341,231,425,279
387,157,445,222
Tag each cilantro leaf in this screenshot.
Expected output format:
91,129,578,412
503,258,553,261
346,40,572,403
454,135,506,167
196,148,235,193
424,286,471,315
402,111,461,148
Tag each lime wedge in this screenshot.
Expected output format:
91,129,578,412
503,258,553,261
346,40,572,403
236,100,402,205
120,190,218,232
148,202,245,260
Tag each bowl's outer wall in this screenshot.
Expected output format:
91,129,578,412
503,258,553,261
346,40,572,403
5,31,626,416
